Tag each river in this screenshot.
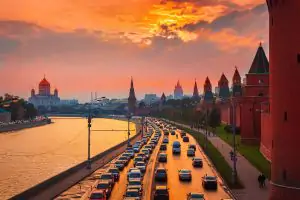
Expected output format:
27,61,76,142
0,117,136,199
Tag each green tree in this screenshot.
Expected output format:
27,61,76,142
208,107,221,133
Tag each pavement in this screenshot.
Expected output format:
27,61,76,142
154,131,231,200
168,120,270,200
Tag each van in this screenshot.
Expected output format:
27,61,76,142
172,141,181,154
128,169,142,181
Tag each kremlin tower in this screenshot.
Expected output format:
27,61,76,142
267,1,300,199
232,67,242,97
192,79,200,101
128,77,137,114
202,77,213,103
217,73,230,100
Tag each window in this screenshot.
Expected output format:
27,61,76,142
284,112,288,121
297,53,300,63
258,93,264,97
272,140,274,148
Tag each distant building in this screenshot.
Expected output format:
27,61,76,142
174,80,184,99
0,108,11,123
128,77,137,114
144,94,158,105
29,76,60,109
166,95,173,100
60,99,79,106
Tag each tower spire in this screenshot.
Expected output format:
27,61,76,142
193,79,199,99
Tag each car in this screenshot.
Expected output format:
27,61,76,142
172,141,181,154
107,168,120,181
187,192,205,200
135,161,146,173
187,148,195,157
155,168,168,182
149,141,156,148
90,189,107,200
188,144,196,151
115,160,125,170
183,136,189,142
123,188,141,200
95,181,112,197
127,178,143,193
125,150,135,158
154,185,169,200
119,156,130,166
128,169,142,181
158,153,167,162
162,138,169,144
180,131,186,137
144,145,153,152
202,175,218,190
141,148,150,156
163,130,169,136
178,169,192,181
133,146,140,153
136,153,148,161
123,153,133,160
99,173,115,186
192,157,203,167
160,144,167,151
134,156,145,166
171,131,176,135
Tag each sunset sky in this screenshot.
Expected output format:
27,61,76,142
0,0,268,102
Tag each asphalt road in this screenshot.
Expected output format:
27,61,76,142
154,131,231,200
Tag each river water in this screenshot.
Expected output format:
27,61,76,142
0,117,136,199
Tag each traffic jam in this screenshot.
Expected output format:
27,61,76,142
88,118,231,200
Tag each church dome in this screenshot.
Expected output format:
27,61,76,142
39,77,50,86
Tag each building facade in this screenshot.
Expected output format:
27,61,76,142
267,1,300,199
28,77,60,109
144,94,158,105
128,77,137,114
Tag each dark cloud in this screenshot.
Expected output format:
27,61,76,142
160,0,239,8
183,3,268,33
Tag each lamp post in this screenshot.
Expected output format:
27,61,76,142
87,96,106,169
127,113,132,146
231,99,237,184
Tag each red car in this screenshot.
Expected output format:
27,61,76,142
89,189,107,200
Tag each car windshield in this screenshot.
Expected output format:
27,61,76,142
135,157,143,161
191,194,204,198
156,189,168,195
180,170,190,173
129,173,141,178
119,157,127,160
90,192,104,198
96,183,109,189
157,169,166,173
108,169,119,173
101,174,112,179
136,162,145,167
125,190,139,197
159,154,166,157
128,181,141,186
115,161,123,164
206,176,217,181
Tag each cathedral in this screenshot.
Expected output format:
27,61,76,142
28,77,60,109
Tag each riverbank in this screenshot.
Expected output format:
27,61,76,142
11,119,142,200
0,119,51,133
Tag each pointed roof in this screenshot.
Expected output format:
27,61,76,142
130,76,134,89
204,76,211,85
249,43,269,74
128,77,136,100
193,79,199,97
175,80,181,88
233,66,241,80
219,73,228,84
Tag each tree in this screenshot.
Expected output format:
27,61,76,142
208,107,221,133
139,101,146,108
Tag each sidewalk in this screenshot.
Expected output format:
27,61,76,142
169,120,270,200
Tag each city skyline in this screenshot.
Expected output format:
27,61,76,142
0,0,268,102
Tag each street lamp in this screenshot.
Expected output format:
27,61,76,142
87,96,106,169
126,112,133,146
231,99,238,184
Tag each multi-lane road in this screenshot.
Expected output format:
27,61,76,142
154,130,231,200
57,119,233,200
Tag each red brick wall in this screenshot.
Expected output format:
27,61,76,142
260,103,271,161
